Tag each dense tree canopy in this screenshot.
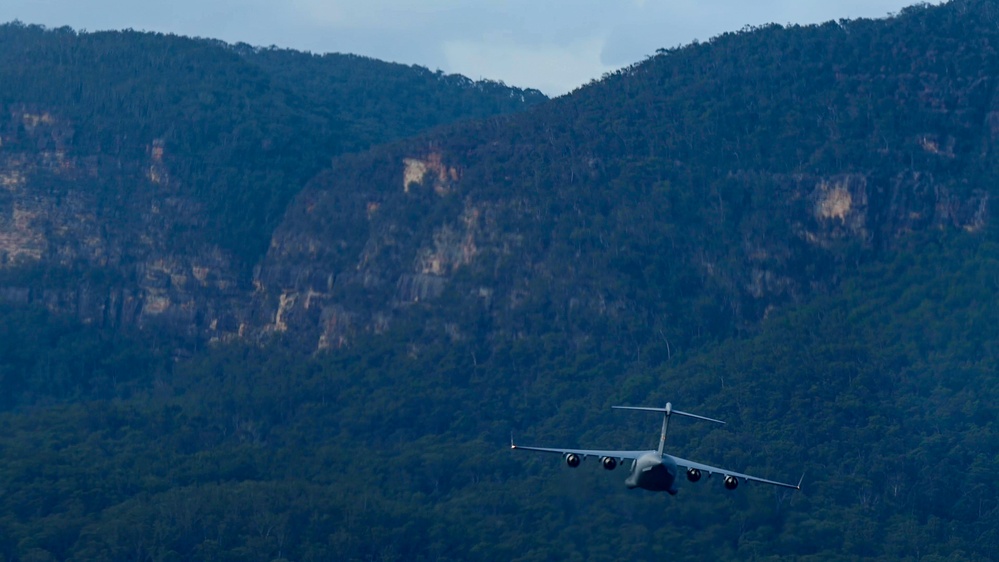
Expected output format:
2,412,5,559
0,22,545,266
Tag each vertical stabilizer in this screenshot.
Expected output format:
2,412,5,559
658,403,672,455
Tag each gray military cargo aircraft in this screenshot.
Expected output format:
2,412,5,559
511,402,802,494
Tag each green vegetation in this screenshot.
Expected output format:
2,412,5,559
0,22,545,266
2,1,999,560
0,231,997,560
276,0,999,362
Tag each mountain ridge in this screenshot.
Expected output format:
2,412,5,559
255,1,998,353
0,21,546,342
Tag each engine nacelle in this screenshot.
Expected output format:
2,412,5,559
724,475,739,490
565,453,581,468
686,468,702,482
601,457,618,470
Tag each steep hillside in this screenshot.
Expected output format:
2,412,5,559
257,1,997,354
0,22,545,338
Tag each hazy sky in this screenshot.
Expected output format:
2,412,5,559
0,0,944,96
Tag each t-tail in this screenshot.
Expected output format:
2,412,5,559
613,402,725,455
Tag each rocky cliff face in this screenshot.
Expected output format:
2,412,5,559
253,148,519,349
3,92,993,353
251,141,993,351
0,106,248,340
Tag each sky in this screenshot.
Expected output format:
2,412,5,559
0,0,945,96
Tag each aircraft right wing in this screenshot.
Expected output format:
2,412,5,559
669,454,803,490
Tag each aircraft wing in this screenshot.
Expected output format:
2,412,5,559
510,443,653,462
668,454,802,490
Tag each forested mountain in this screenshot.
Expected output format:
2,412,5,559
258,0,994,353
0,22,544,341
1,1,999,560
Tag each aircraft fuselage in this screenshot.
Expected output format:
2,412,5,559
625,452,679,495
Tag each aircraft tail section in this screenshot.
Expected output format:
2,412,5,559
613,403,725,455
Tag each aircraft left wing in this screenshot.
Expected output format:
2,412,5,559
669,454,802,490
510,442,653,462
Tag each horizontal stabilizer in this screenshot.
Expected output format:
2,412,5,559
613,404,726,425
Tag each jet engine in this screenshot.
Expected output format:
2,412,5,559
686,468,702,482
565,453,581,468
724,475,739,490
601,457,618,470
